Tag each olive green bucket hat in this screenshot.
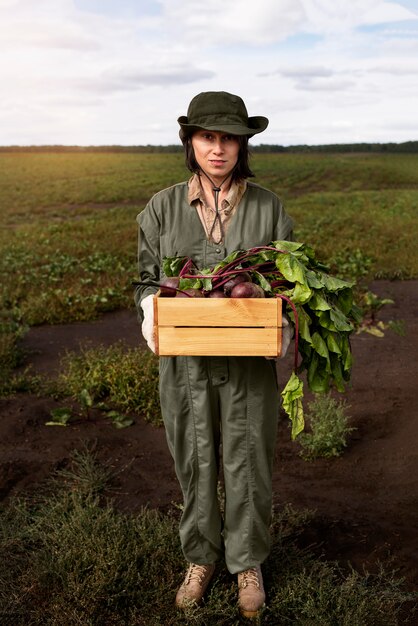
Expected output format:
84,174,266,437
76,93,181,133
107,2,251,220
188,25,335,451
178,91,269,139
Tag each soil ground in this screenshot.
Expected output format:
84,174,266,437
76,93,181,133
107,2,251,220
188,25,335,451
1,280,417,598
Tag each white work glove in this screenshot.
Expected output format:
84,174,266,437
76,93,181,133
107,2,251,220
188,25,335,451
140,294,156,353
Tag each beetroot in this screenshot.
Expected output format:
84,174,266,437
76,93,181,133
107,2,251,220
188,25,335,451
222,272,251,296
159,277,180,297
176,288,205,298
208,289,227,298
230,282,265,298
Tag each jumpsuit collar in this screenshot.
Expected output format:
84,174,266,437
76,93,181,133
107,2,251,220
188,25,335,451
187,174,247,210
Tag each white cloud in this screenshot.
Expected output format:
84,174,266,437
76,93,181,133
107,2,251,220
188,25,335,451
159,0,305,45
0,19,100,50
280,66,335,78
0,0,418,145
300,0,418,33
70,64,216,94
371,61,418,74
260,64,356,91
294,77,356,91
362,1,418,24
157,0,418,45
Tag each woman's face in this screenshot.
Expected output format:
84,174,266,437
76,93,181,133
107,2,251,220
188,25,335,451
191,130,240,183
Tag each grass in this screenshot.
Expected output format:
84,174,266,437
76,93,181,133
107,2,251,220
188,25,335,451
0,448,415,625
52,343,162,427
0,152,186,225
297,394,355,460
0,209,138,325
1,149,417,398
0,151,416,335
0,151,417,623
290,189,417,280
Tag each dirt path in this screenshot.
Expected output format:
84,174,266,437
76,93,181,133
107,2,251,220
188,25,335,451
1,280,417,592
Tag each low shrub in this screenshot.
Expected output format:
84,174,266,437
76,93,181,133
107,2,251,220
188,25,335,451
56,343,162,426
0,321,40,396
0,449,415,625
298,393,355,460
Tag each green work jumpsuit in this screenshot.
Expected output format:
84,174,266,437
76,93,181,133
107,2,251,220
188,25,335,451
135,180,293,574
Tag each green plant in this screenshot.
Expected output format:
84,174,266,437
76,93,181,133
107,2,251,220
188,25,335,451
106,410,135,429
266,559,412,626
0,449,414,625
46,389,136,429
329,247,373,281
362,290,394,320
1,152,418,333
163,240,361,439
0,311,28,395
0,331,21,390
356,290,403,338
56,342,162,426
297,393,355,460
45,407,73,427
387,319,406,336
0,323,41,395
56,445,114,497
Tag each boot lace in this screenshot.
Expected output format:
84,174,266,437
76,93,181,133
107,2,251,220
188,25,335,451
185,563,210,586
239,567,260,589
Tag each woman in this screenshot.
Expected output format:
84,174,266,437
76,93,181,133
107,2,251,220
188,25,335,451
134,91,293,618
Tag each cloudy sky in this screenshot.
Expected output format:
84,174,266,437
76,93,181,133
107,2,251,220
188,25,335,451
1,0,418,146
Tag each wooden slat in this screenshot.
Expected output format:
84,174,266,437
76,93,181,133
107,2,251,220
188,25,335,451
276,297,282,355
154,297,283,356
156,298,280,327
157,327,279,356
153,294,160,355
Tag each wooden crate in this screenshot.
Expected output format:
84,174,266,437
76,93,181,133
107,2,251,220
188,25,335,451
154,296,282,357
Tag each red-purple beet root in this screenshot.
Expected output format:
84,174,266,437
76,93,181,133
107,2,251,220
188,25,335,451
223,272,252,296
230,282,265,298
159,277,179,297
175,288,205,298
208,289,227,298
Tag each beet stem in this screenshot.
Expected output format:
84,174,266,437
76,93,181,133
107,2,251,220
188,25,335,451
275,294,300,370
131,280,193,297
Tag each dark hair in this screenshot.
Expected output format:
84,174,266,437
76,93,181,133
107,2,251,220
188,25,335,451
181,133,255,181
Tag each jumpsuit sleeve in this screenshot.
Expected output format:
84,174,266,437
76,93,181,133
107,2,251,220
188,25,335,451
134,201,161,322
273,195,294,242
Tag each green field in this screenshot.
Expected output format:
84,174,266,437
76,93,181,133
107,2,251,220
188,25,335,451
1,151,417,623
1,150,417,384
1,151,417,329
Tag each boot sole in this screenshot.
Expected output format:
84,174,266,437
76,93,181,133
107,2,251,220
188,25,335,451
239,603,265,618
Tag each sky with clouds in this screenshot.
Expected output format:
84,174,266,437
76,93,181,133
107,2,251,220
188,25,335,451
1,0,418,146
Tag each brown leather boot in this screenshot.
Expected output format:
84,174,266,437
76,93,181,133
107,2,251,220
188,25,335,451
237,565,266,618
175,562,216,608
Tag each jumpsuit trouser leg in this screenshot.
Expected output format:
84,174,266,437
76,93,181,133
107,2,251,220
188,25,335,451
218,356,279,574
159,355,280,573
